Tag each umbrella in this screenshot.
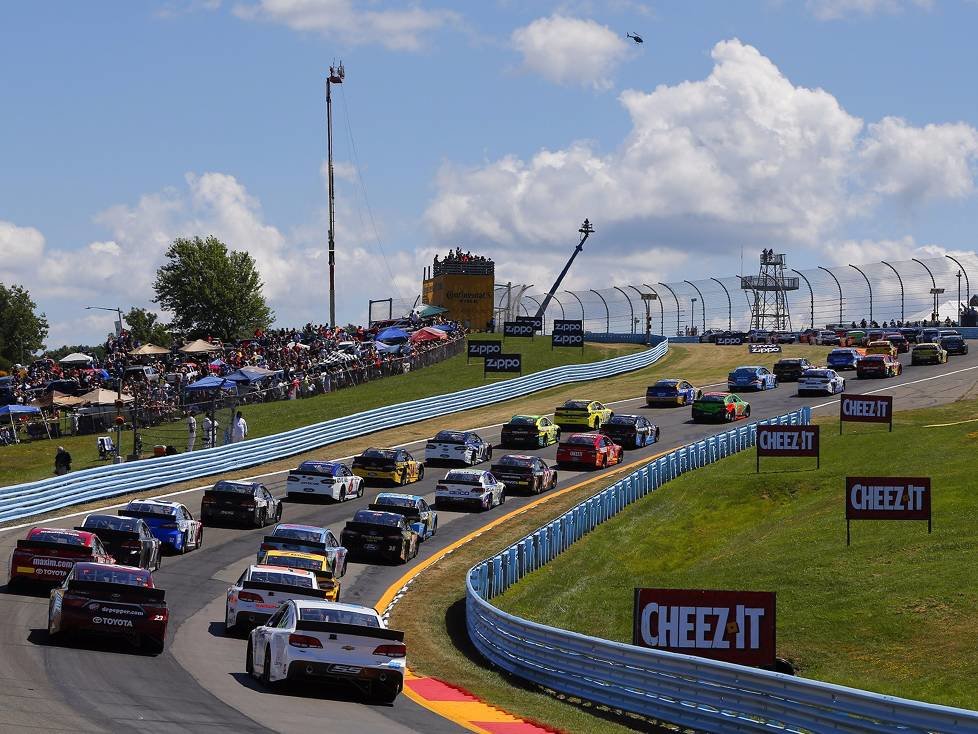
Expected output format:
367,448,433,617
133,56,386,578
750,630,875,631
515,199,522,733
179,339,222,354
377,327,409,343
418,304,448,318
129,343,169,356
59,352,94,366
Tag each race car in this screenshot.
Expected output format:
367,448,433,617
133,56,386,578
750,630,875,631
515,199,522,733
75,514,161,571
899,327,921,344
814,330,841,346
844,330,867,347
9,527,114,588
352,448,424,486
773,358,816,383
553,400,614,430
827,348,862,371
884,333,910,353
599,414,660,449
940,334,969,356
856,354,903,379
340,510,420,563
247,599,406,703
797,368,845,396
257,523,347,572
499,415,560,448
286,461,364,502
645,378,701,407
865,340,898,358
200,480,282,527
119,500,203,554
727,366,777,391
920,327,942,344
260,550,343,601
47,562,168,654
489,454,558,495
691,392,751,423
225,564,328,636
555,433,623,469
433,469,506,511
424,430,492,466
368,493,438,541
911,342,948,365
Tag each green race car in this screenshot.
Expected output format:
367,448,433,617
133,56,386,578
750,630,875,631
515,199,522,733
691,392,751,423
499,415,561,448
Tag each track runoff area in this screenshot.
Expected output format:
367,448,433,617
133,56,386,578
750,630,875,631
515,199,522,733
2,346,978,734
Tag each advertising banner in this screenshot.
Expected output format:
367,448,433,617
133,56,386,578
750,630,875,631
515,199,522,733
503,321,535,338
552,333,584,348
484,354,523,376
516,315,543,331
756,424,819,470
748,343,782,354
840,394,893,432
467,340,502,360
552,319,584,335
715,334,745,346
845,476,932,544
632,588,776,667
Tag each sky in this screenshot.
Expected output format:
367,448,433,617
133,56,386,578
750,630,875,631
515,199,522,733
2,0,978,345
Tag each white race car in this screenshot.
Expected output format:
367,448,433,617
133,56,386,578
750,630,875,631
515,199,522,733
285,461,364,502
247,599,406,703
797,368,846,396
424,430,492,466
225,564,327,636
434,469,505,511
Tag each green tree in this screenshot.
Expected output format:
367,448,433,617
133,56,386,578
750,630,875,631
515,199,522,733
124,307,172,346
0,282,49,369
153,236,274,342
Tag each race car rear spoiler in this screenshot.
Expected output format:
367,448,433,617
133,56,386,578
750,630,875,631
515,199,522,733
367,504,420,519
261,537,328,552
294,620,404,641
66,579,166,603
16,539,94,554
242,580,328,599
73,526,138,541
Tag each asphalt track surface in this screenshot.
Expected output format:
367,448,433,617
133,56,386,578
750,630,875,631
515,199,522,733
2,349,978,734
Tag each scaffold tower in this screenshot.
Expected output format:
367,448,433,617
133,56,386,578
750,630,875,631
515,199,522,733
740,249,799,330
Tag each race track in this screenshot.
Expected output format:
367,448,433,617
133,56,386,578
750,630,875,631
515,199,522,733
2,349,977,734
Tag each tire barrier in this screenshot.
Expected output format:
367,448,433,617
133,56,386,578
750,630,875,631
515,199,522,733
0,342,669,524
466,406,978,733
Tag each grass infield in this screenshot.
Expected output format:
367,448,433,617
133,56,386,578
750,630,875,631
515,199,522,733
496,397,978,711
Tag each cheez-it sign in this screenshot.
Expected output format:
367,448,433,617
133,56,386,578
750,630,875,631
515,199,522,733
756,424,819,457
846,477,931,521
840,394,893,424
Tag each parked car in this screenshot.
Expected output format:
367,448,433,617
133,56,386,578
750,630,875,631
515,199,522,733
123,365,160,384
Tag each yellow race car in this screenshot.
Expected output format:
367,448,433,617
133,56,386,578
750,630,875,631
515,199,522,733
260,550,342,601
352,447,425,486
499,415,561,448
553,400,614,430
865,340,898,358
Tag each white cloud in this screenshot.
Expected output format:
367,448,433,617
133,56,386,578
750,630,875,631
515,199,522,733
511,15,631,90
232,0,458,51
806,0,933,20
424,39,978,282
0,220,45,266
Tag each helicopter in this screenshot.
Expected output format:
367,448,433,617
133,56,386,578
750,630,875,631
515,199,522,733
626,32,643,44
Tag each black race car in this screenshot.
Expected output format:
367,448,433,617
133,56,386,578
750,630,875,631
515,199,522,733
200,480,282,527
598,414,660,449
773,358,815,383
489,455,558,495
340,510,419,564
940,334,969,355
75,514,162,571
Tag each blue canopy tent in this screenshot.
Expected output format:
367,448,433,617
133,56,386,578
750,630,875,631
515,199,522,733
0,404,45,442
428,323,457,333
185,375,236,392
376,327,410,344
225,367,282,384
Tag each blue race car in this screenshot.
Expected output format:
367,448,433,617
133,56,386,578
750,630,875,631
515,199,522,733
599,414,660,449
645,378,701,407
727,366,777,391
119,499,203,554
826,348,861,371
368,493,438,541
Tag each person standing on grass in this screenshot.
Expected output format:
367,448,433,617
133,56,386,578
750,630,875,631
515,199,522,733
54,446,72,475
232,411,248,443
186,411,197,452
203,414,216,449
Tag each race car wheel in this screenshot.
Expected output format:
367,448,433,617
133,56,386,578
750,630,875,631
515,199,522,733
256,508,266,528
679,395,686,406
431,520,438,536
143,636,165,655
744,406,752,417
224,607,240,637
47,603,62,642
195,527,203,549
481,496,491,512
339,488,347,502
246,640,255,677
261,649,274,687
550,473,558,489
724,410,734,423
654,426,661,441
499,490,506,505
357,482,364,498
275,504,283,521
179,531,188,554
371,681,401,705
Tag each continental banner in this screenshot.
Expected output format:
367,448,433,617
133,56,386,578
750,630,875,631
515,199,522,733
423,274,494,330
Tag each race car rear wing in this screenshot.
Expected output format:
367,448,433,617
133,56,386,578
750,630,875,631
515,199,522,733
16,539,94,555
367,504,421,519
294,620,404,641
261,537,328,553
73,526,138,541
66,579,165,603
241,580,328,599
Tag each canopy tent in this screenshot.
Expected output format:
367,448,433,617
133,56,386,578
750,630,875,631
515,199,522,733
374,342,403,354
185,375,236,392
376,327,409,343
225,366,282,384
31,390,86,409
418,304,448,318
428,323,458,333
179,339,222,354
129,343,169,356
0,404,46,441
59,352,94,366
78,388,134,405
208,358,227,372
410,326,449,343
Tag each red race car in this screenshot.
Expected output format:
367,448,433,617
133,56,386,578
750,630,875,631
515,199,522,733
47,562,169,654
8,527,115,589
556,432,623,469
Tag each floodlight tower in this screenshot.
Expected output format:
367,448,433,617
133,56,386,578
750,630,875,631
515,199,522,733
740,249,799,330
326,61,345,328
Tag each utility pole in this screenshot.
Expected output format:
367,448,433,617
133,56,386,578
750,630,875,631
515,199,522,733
326,62,345,328
534,219,593,319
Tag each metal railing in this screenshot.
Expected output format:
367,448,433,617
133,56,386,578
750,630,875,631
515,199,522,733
466,407,978,733
0,342,669,524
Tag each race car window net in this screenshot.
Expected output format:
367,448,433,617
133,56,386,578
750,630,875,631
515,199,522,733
271,528,322,543
495,456,534,467
249,570,315,588
443,472,483,484
433,431,467,443
29,530,87,545
82,516,138,532
209,482,256,494
564,435,598,445
562,401,591,409
299,608,380,628
506,416,537,425
74,565,151,586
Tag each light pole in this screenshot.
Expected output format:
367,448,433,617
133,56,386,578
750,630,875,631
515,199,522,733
640,292,656,344
956,271,962,324
85,305,124,460
690,298,698,335
326,62,345,329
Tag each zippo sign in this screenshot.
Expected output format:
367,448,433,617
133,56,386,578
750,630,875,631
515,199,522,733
552,319,584,335
756,425,819,457
467,340,502,359
748,343,782,354
552,333,584,348
715,334,744,346
516,315,543,331
503,321,534,338
633,588,776,667
484,354,523,374
846,477,931,521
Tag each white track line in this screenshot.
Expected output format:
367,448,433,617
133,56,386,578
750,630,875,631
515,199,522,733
808,364,978,411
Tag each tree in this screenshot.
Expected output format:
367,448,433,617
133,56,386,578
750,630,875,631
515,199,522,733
45,344,107,363
0,282,49,370
124,307,172,346
153,236,274,342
